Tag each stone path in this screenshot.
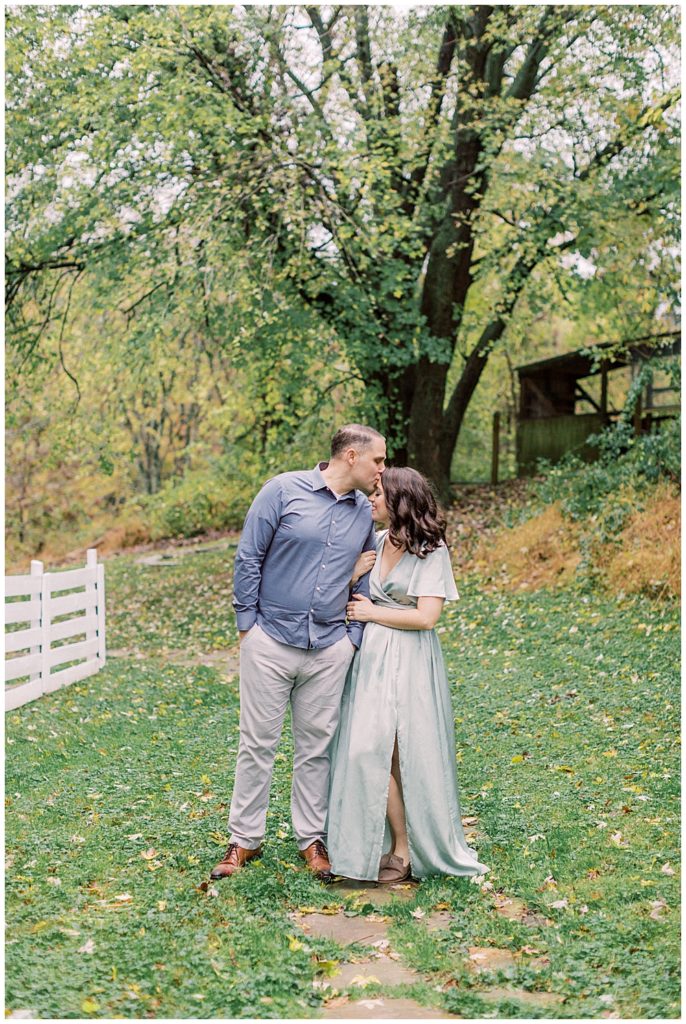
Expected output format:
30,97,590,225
289,869,566,1020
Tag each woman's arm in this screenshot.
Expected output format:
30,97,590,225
346,593,444,631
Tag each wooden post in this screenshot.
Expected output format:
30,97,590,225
29,560,43,690
600,363,608,418
94,551,107,666
86,548,98,659
633,393,642,436
491,411,500,485
39,568,51,695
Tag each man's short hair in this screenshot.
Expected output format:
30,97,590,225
331,423,384,459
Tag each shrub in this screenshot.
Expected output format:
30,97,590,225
142,456,259,539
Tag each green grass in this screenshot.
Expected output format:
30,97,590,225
5,549,680,1018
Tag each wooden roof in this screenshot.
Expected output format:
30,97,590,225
516,331,680,381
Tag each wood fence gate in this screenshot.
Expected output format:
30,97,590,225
5,549,106,711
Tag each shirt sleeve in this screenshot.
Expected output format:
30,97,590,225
406,544,459,601
232,477,283,631
346,520,377,648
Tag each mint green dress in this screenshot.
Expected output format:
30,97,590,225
327,531,488,881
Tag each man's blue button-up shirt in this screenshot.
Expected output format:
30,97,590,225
233,464,377,650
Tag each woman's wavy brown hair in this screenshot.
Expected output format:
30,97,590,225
381,467,447,558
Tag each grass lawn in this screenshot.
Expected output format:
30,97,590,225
5,545,680,1018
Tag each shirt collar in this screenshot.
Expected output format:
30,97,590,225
312,463,359,504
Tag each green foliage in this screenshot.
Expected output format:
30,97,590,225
535,414,679,537
5,4,680,500
141,460,256,539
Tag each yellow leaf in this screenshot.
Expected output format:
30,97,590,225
511,755,524,764
288,936,304,952
316,958,340,977
81,998,99,1014
350,975,380,988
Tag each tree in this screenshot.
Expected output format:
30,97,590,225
6,5,680,496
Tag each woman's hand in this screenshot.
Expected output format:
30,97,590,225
346,594,376,622
351,549,376,585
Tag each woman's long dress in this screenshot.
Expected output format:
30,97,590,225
327,532,488,881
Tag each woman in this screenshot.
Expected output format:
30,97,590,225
328,467,488,883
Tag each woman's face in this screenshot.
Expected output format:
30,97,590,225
369,484,388,524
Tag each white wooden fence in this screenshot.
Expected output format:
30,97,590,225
5,549,106,711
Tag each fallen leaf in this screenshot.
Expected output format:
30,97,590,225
47,877,61,887
140,848,157,860
410,908,425,919
649,898,668,920
324,995,349,1009
80,998,99,1014
350,975,380,988
550,898,568,910
77,938,96,954
114,893,133,903
661,863,675,876
316,958,340,977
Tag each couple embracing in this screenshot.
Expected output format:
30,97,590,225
210,424,487,885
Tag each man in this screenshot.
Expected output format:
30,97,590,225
211,424,386,882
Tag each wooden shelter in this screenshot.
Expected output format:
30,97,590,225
514,331,680,475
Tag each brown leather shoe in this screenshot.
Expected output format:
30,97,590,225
378,853,411,883
299,839,333,882
210,842,262,880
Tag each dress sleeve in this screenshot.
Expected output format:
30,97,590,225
406,544,459,601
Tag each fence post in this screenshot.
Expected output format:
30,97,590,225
29,560,43,691
86,549,98,663
491,412,500,485
91,550,107,666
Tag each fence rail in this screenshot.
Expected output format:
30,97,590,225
5,549,106,711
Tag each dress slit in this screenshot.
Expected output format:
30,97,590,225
393,726,417,873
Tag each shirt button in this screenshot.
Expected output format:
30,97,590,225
322,564,326,569
316,587,321,591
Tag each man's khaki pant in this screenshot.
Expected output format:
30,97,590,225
228,624,354,850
